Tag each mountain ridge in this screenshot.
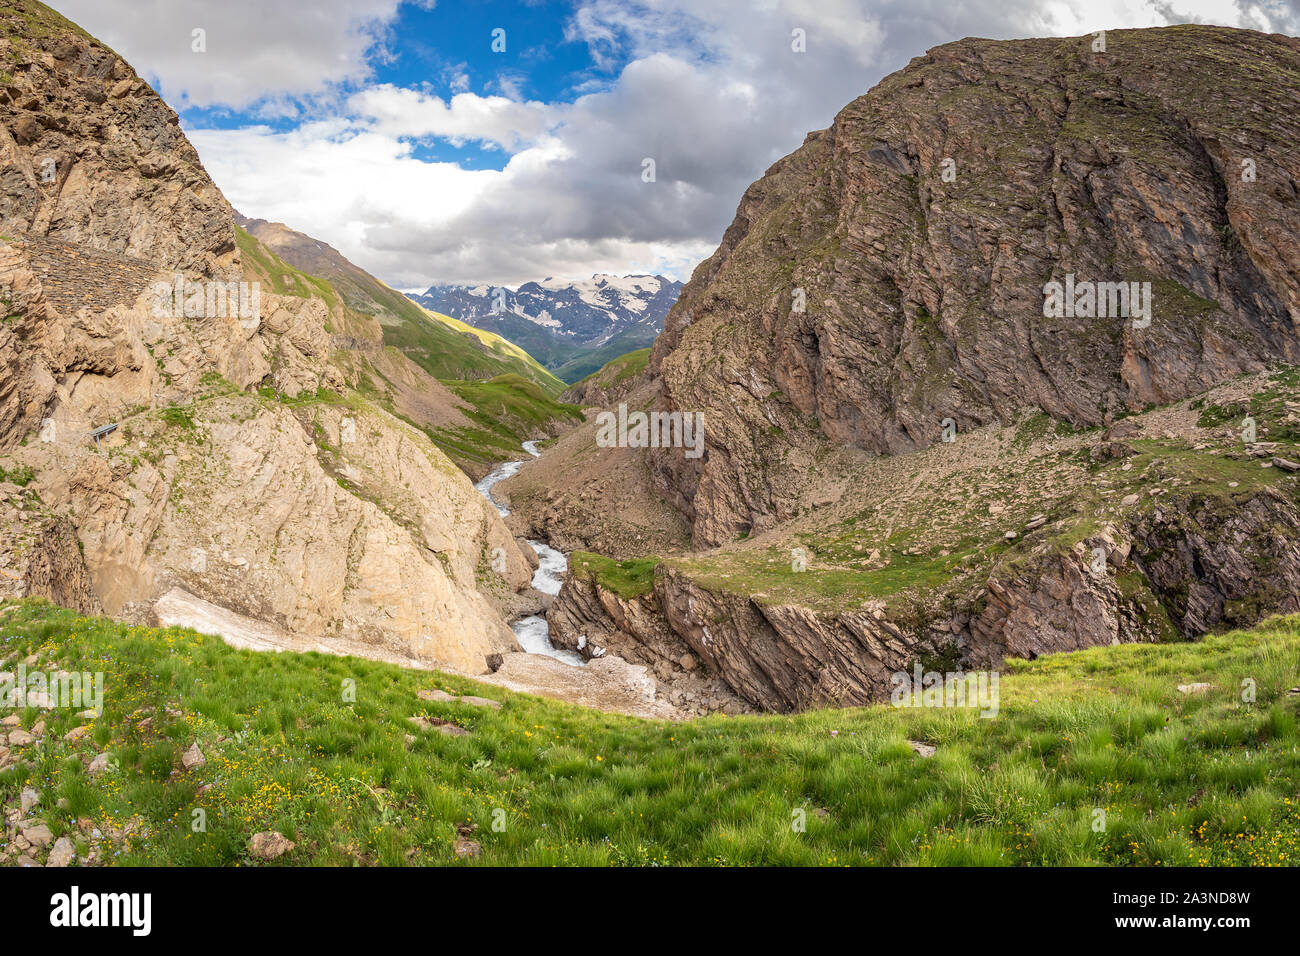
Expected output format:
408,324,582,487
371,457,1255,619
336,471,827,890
409,272,682,382
235,212,567,394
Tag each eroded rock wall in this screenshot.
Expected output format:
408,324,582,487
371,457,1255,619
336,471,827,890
649,27,1300,547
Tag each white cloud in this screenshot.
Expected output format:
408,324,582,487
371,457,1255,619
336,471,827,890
54,0,1300,288
348,85,556,149
49,0,425,108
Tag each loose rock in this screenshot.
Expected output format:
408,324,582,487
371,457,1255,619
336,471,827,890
248,831,295,860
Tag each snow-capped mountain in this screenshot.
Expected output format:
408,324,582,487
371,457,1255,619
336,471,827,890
406,274,683,381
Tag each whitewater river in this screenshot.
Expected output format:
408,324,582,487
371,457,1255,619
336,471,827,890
475,441,584,666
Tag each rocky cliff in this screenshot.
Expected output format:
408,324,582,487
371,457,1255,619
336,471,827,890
541,24,1300,710
649,26,1300,548
560,348,651,408
551,371,1300,710
0,3,235,278
0,0,534,673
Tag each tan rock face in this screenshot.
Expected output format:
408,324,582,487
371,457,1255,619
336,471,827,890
0,7,533,674
12,393,529,672
0,24,237,277
0,481,100,614
650,26,1300,547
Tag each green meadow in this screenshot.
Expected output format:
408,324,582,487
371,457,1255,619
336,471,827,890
1,599,1298,866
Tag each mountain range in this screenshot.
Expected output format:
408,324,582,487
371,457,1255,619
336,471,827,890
408,274,682,382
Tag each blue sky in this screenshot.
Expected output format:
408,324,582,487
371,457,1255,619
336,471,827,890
179,0,604,172
49,0,1300,290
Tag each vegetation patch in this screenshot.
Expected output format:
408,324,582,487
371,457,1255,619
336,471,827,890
425,375,583,472
1,599,1298,866
0,463,35,486
569,551,660,599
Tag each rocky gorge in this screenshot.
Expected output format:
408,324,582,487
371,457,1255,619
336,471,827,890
3,3,1300,722
514,26,1300,712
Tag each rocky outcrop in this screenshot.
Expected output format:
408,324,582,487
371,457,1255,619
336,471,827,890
0,2,536,674
560,365,651,409
1126,485,1300,634
649,26,1300,548
0,8,237,278
965,539,1137,668
547,572,749,715
0,481,99,614
549,564,920,711
655,568,909,710
6,391,533,672
0,237,341,450
552,478,1300,711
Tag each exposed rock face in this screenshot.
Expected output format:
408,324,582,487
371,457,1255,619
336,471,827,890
0,286,531,670
1126,485,1300,634
549,565,921,711
0,482,100,614
560,356,651,408
0,2,533,674
0,9,237,277
547,572,750,715
656,568,908,711
8,395,529,670
650,26,1300,548
0,230,353,448
498,378,694,560
550,478,1300,711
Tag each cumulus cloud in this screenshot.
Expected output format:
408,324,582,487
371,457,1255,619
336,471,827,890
348,85,556,149
50,0,427,108
49,0,1300,288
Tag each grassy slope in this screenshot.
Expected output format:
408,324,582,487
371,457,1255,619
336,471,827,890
402,307,567,395
419,374,584,474
437,308,587,375
570,551,660,598
566,347,651,394
236,226,342,315
2,598,1297,867
1,1,104,60
235,225,575,473
235,223,565,395
553,329,659,384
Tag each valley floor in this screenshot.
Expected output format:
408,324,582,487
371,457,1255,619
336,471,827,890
2,599,1298,866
